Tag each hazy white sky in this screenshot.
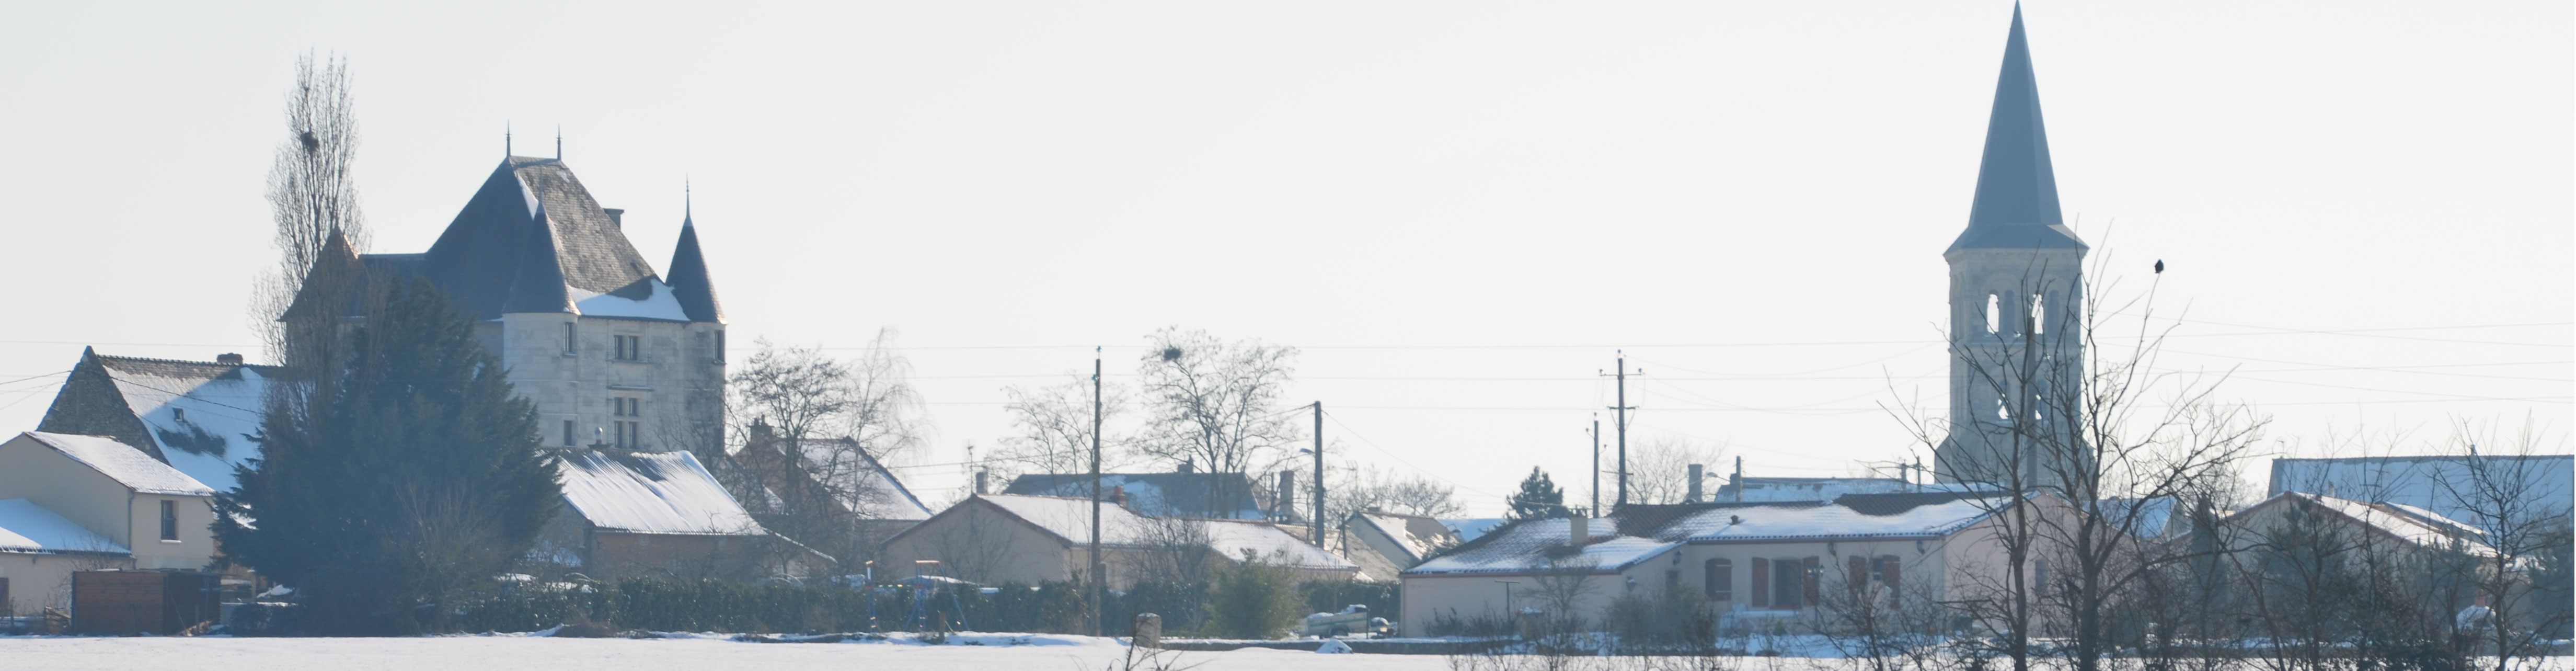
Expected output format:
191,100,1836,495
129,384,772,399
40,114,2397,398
2,2,2567,515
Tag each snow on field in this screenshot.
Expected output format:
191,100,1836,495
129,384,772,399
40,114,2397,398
0,634,1465,671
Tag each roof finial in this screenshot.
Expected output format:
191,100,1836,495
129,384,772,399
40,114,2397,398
684,176,693,223
505,122,512,156
555,126,562,161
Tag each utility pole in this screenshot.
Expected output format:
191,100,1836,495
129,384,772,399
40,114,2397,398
1087,348,1103,638
1588,415,1601,515
1603,352,1641,507
1312,401,1325,545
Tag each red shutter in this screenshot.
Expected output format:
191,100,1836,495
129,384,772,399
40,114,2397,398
1849,555,1870,597
1750,559,1769,607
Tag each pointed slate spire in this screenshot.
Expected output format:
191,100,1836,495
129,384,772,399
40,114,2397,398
1948,4,2086,253
665,190,723,323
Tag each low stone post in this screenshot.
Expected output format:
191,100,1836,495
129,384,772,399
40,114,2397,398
1133,612,1162,648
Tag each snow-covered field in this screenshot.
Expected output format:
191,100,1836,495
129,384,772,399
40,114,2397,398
0,633,1467,671
2,634,2567,671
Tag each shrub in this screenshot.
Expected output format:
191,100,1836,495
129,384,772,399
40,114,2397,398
1203,559,1303,639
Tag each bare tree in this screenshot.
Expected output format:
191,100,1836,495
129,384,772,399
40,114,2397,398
723,331,927,572
994,373,1132,482
1133,327,1301,476
1128,516,1218,586
1325,463,1463,522
256,52,367,370
1888,249,2266,671
1624,435,1727,505
2433,420,2574,670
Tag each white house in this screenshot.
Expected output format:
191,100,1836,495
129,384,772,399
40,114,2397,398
0,431,218,615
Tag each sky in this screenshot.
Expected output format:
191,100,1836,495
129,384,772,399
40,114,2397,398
0,2,2567,517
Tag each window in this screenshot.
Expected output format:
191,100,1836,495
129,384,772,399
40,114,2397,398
613,334,642,361
564,323,578,355
1877,555,1903,605
159,500,178,541
715,330,726,363
563,420,576,447
1849,555,1871,597
1770,557,1809,609
1985,294,2002,334
2034,560,2051,597
2030,293,2046,334
611,397,642,448
1705,559,1733,600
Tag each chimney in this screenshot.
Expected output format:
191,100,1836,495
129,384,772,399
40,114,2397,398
603,208,625,229
974,470,990,495
215,353,245,365
1276,471,1297,520
1687,464,1705,503
1112,486,1129,508
1569,511,1589,547
1177,460,1194,474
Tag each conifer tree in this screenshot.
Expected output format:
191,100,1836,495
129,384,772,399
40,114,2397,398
216,279,560,634
1505,467,1570,520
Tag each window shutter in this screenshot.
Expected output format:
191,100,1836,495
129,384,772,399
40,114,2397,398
1849,555,1870,597
1750,559,1769,607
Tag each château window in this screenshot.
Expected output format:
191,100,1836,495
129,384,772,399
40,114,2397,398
613,335,642,361
2030,293,2046,334
611,396,642,448
715,330,726,363
159,499,178,541
1985,294,2002,334
1705,559,1733,600
565,323,578,355
563,420,576,447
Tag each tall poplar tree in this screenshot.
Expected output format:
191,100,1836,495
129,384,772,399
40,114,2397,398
217,279,560,634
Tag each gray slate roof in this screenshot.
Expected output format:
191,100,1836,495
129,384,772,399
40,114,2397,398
1948,5,2087,254
1003,472,1270,520
359,156,720,322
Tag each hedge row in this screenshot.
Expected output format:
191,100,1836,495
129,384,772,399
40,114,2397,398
455,576,1401,636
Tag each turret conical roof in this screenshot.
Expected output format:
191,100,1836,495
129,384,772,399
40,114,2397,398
665,215,723,323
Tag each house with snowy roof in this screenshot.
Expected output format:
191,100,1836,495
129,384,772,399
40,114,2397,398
2267,455,2574,533
728,426,935,557
1347,509,1463,568
0,431,219,615
1399,491,2064,634
537,447,829,581
881,494,1357,589
291,154,731,457
36,350,277,493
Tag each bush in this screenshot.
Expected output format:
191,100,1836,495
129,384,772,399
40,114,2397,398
1203,561,1303,639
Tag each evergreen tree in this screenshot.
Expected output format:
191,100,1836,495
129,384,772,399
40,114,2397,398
1505,467,1570,520
216,279,560,634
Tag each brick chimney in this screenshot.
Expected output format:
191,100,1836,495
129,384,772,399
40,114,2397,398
1276,470,1297,520
603,208,625,229
1111,485,1129,508
1569,512,1589,547
974,470,990,495
1687,463,1705,503
215,353,245,365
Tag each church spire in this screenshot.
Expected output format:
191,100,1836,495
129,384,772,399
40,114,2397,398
1948,4,2085,253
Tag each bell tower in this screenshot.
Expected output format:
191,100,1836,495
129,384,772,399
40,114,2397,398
1936,5,2088,485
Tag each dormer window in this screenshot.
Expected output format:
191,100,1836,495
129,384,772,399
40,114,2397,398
171,408,185,422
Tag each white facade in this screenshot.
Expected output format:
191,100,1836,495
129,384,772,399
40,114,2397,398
0,432,218,615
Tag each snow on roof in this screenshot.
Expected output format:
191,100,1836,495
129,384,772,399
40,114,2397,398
793,439,932,521
0,498,130,555
1406,517,1679,576
1355,511,1458,561
19,432,215,496
1712,476,1916,503
570,278,692,322
95,355,273,492
556,449,763,536
967,494,1353,571
1003,472,1270,520
2265,493,2491,553
1635,494,2007,543
1439,518,1508,542
2268,455,2574,532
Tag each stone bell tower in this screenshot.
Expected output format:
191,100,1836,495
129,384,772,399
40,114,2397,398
1935,5,2088,485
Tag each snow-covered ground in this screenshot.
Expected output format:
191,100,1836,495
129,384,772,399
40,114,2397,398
0,633,1464,671
0,634,2566,671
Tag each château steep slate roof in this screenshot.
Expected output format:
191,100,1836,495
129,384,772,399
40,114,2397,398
355,156,720,322
1948,5,2087,254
